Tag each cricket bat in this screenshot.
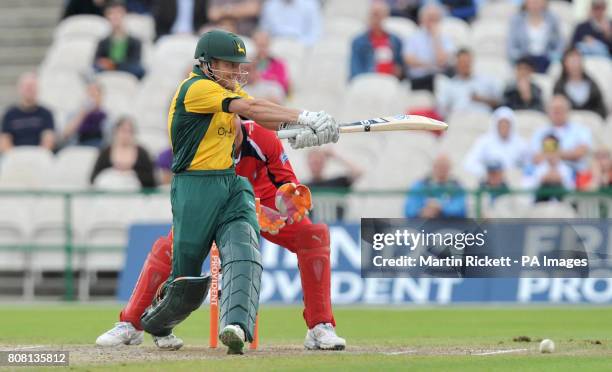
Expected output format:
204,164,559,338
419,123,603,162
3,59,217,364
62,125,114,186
277,114,447,139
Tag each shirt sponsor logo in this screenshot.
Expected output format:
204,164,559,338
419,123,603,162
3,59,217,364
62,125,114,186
280,152,289,164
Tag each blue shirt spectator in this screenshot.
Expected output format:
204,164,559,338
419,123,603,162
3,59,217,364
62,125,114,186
571,0,612,57
440,0,477,22
404,154,467,218
350,1,404,80
0,72,55,153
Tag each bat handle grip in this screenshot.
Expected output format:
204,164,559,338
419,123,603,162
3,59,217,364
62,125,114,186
277,128,303,139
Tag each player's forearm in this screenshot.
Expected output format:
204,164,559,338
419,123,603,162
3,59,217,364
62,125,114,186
230,98,301,130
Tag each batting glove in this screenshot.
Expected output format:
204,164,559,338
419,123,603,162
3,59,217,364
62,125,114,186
288,129,319,149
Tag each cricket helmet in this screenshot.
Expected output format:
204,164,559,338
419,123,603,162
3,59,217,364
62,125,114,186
194,30,250,64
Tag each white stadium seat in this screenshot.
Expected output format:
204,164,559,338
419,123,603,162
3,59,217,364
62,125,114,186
470,20,508,58
513,110,549,139
479,2,519,22
383,17,417,39
295,38,350,99
92,169,142,191
324,17,365,41
138,127,170,159
338,73,406,122
524,201,577,218
97,71,140,119
149,34,198,78
532,73,554,104
54,15,110,41
324,0,369,21
125,13,155,43
269,37,306,85
440,17,471,48
446,110,491,137
38,71,87,119
569,110,604,139
548,1,576,29
583,57,612,112
51,146,99,190
41,39,97,74
488,194,532,218
0,147,54,189
473,56,513,86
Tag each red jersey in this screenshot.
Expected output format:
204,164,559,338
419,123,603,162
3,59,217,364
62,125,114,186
235,121,299,202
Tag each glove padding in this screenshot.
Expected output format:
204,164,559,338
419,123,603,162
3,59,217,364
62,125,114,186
288,129,319,149
275,183,312,224
255,198,286,235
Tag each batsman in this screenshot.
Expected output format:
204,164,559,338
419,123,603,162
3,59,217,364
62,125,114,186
127,30,338,354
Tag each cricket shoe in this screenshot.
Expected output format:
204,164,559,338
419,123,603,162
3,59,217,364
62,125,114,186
96,322,144,347
219,324,246,355
153,333,184,350
304,323,346,350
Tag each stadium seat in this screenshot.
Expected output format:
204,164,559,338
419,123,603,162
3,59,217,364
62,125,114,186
338,73,405,122
269,37,306,84
92,169,141,191
488,194,532,218
0,147,54,189
569,110,604,138
137,195,172,223
532,73,554,104
548,1,576,29
346,195,406,221
96,71,140,119
583,57,612,112
470,20,508,58
296,38,350,99
324,17,365,41
138,127,170,159
524,201,577,218
54,15,110,42
0,197,30,248
124,13,155,44
324,0,369,21
446,110,491,137
149,34,198,78
51,146,99,190
513,110,549,139
473,56,513,85
38,71,87,120
479,2,519,22
383,17,417,40
440,17,471,48
41,39,98,74
405,90,435,110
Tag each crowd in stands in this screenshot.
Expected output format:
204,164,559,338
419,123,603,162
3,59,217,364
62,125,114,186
1,0,612,220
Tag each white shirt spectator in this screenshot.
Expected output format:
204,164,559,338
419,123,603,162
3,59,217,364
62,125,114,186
437,75,501,117
403,29,454,79
260,0,321,46
530,122,593,171
464,107,528,179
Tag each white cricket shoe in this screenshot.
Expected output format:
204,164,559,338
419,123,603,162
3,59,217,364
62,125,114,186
304,323,346,350
153,333,184,350
219,324,246,355
96,322,143,347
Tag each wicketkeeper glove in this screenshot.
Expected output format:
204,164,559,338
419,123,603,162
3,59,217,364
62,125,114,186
255,198,286,235
275,183,312,224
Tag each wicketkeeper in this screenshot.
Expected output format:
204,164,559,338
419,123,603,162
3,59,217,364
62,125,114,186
96,30,339,355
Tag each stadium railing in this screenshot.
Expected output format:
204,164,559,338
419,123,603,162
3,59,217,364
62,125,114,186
0,188,610,300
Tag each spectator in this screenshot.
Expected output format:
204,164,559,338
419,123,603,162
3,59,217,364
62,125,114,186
243,60,286,104
437,49,501,117
90,117,156,188
61,82,108,148
464,107,528,179
260,0,320,46
440,0,478,23
62,0,105,19
404,153,466,218
305,147,363,189
524,134,574,201
502,57,545,111
507,0,564,73
530,95,593,175
349,0,404,80
0,72,55,154
208,0,261,37
553,47,607,118
252,30,291,94
151,0,208,40
386,0,420,22
479,161,511,202
578,146,612,191
403,3,455,91
571,0,612,57
93,1,145,79
156,148,173,186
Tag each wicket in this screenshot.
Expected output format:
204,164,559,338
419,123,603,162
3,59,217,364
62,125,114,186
209,243,259,349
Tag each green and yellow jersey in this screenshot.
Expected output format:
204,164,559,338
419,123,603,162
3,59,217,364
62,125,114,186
167,66,250,173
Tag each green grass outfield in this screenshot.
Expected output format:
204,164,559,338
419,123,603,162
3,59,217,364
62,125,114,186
0,305,611,371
